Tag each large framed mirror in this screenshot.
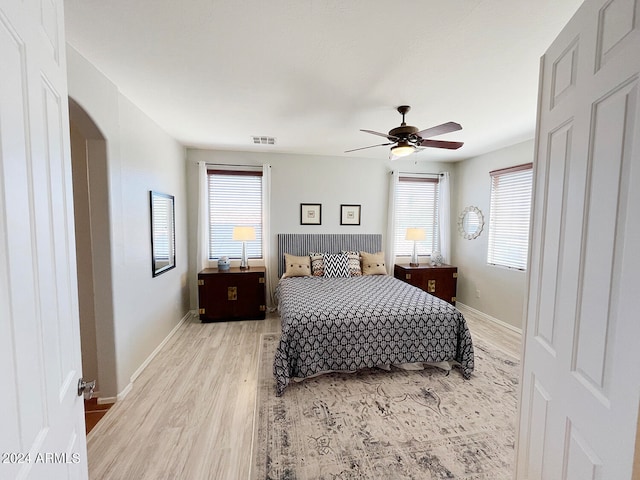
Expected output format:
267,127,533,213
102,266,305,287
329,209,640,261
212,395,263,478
150,191,176,277
458,205,484,240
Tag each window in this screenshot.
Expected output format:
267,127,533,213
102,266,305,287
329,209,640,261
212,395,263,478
208,169,262,260
487,163,533,270
394,175,440,256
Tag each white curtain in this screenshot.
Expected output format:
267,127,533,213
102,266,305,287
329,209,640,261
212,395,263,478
196,161,209,272
262,164,277,309
438,171,451,263
385,170,399,274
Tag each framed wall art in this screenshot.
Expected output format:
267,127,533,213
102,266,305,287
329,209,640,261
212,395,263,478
340,204,361,226
300,203,322,225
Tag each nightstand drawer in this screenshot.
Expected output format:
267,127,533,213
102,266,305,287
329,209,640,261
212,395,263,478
198,267,266,322
394,264,457,305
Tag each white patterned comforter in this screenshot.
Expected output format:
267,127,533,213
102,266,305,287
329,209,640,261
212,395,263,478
274,275,474,396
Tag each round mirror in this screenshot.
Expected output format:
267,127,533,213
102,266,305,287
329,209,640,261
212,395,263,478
458,206,484,240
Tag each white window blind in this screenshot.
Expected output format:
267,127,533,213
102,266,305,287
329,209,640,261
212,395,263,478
208,169,263,260
487,164,533,270
394,175,440,256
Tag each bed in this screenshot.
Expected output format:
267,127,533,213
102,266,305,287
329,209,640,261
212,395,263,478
273,234,474,396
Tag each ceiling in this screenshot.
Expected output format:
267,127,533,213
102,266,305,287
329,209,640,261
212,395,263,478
63,0,583,162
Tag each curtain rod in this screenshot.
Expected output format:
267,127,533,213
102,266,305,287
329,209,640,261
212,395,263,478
391,171,443,176
196,162,264,169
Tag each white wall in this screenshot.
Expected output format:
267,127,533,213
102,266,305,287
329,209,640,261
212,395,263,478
186,149,453,308
66,45,190,398
64,37,532,393
452,140,534,329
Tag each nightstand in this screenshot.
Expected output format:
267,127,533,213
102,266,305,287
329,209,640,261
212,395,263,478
394,263,458,305
197,267,266,322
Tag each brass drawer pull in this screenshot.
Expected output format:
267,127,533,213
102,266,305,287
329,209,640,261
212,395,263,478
427,279,436,293
228,286,237,301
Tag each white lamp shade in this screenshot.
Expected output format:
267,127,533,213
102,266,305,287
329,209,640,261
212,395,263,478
232,226,256,241
405,227,426,241
391,144,416,157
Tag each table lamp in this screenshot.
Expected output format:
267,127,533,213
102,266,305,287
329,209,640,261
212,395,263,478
232,226,256,270
405,228,426,267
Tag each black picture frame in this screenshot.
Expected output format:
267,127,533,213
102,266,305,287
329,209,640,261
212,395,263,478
300,203,322,225
150,191,176,277
340,204,361,225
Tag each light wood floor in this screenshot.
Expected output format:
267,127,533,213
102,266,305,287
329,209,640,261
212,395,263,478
86,309,521,480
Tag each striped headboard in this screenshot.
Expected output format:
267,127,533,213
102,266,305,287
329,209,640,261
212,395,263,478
277,233,382,277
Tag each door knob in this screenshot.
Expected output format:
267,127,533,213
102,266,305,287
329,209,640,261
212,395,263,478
77,378,96,400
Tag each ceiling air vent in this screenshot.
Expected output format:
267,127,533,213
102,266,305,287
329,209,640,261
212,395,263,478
251,136,276,145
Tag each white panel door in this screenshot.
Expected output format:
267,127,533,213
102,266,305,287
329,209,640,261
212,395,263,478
0,0,88,479
517,0,640,478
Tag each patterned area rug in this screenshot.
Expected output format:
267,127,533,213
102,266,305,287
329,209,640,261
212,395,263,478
251,333,519,480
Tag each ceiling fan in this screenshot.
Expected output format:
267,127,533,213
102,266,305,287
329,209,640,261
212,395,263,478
345,105,464,158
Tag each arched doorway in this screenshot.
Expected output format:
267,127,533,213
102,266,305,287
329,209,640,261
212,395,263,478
68,98,117,425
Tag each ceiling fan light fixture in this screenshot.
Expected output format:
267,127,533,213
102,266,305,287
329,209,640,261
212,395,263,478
346,106,463,156
391,142,416,157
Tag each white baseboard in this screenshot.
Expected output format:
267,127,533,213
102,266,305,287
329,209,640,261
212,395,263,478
117,383,133,401
86,313,193,442
456,302,522,335
108,310,194,403
129,310,194,384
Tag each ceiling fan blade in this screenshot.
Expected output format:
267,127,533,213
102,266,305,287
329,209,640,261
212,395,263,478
345,142,394,153
419,139,464,150
416,121,462,139
361,129,398,141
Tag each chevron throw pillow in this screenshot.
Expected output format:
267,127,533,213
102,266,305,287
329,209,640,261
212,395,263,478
322,253,350,278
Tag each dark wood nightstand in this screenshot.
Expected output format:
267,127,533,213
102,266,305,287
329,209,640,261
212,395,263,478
197,267,266,322
394,263,458,305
